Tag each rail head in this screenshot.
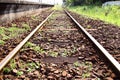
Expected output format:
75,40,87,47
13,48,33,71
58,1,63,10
64,10,120,76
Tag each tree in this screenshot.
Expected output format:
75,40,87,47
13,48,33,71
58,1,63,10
65,0,117,6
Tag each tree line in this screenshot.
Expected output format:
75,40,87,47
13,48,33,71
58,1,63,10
65,0,119,6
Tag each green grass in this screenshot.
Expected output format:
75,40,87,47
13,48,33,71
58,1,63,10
22,23,31,31
3,59,16,73
69,5,120,27
0,24,30,45
22,42,45,54
72,61,93,78
73,61,80,67
3,59,40,76
48,51,58,57
0,40,5,45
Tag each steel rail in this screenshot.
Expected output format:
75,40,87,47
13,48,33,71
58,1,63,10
0,10,55,71
65,10,120,75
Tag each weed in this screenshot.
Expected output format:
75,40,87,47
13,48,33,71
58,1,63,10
0,40,5,45
82,72,91,78
3,59,17,73
16,71,23,76
72,47,77,53
27,68,33,72
3,67,11,73
1,34,9,40
26,62,40,72
7,27,26,38
27,62,39,69
8,27,24,33
31,15,38,20
0,25,27,44
85,62,93,71
10,59,17,69
24,42,45,54
22,23,31,30
18,60,26,69
87,25,92,29
69,5,120,26
68,47,77,56
73,61,80,67
49,51,58,57
0,27,8,44
81,62,93,78
34,46,44,53
25,42,35,47
11,24,17,27
61,49,68,57
0,27,5,34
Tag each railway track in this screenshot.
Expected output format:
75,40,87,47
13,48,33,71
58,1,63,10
68,11,120,63
0,10,120,79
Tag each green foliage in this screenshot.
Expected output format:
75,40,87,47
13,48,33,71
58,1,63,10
0,40,5,45
26,62,40,72
81,62,93,78
24,42,45,54
3,59,40,75
0,27,6,34
1,34,9,40
11,24,17,27
48,51,58,57
0,24,28,45
25,42,36,47
0,27,9,42
74,61,93,78
61,50,68,57
66,0,115,6
8,27,26,38
31,15,38,21
22,23,31,30
10,59,17,69
8,27,25,33
16,71,23,76
69,5,120,26
73,61,80,67
27,62,39,69
3,67,11,73
3,59,17,73
87,25,92,29
82,72,91,78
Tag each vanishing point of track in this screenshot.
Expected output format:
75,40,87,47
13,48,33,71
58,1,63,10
0,10,120,79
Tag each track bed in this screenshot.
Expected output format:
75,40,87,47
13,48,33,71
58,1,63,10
0,8,52,62
68,11,120,63
1,10,119,79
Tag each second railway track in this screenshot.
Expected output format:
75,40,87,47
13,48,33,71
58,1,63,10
0,9,120,79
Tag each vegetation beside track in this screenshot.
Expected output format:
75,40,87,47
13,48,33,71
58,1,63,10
0,25,29,45
0,10,44,45
69,5,120,26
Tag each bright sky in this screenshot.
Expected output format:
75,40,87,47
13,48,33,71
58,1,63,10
26,0,63,5
55,0,63,5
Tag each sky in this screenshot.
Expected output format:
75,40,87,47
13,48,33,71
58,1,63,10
26,0,63,5
54,0,63,5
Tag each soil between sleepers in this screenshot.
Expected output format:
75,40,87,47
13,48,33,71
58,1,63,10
1,10,119,79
